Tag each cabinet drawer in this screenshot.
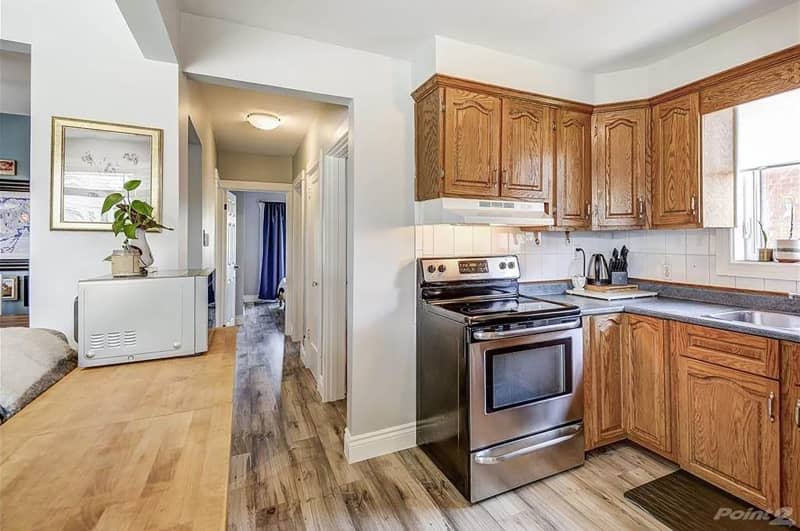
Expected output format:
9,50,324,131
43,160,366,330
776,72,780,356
670,322,779,379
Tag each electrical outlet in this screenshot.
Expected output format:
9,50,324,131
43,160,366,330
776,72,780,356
663,263,672,279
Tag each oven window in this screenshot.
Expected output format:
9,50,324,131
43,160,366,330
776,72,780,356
485,339,571,412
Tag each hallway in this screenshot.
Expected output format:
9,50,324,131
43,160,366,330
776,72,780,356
226,303,676,530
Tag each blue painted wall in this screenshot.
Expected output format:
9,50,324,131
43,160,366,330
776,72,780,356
1,113,30,315
0,113,30,181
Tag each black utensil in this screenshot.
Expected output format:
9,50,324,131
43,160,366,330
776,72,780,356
620,246,629,272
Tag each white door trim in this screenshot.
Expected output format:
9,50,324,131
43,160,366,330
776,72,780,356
215,178,293,327
287,172,305,342
319,132,349,402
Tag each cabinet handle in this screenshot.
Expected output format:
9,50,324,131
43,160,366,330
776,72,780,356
795,399,800,429
492,168,499,185
585,202,592,219
768,392,775,423
690,195,697,215
638,197,645,218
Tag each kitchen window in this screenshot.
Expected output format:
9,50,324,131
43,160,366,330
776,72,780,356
729,88,799,265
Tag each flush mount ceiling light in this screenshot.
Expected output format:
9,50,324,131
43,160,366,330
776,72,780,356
246,112,281,130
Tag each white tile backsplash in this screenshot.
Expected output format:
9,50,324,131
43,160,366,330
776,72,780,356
415,226,791,293
664,230,686,254
432,225,454,256
685,229,710,255
686,254,711,285
473,226,492,255
763,278,798,293
664,254,687,282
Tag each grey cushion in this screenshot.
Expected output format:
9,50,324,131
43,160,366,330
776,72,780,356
0,328,77,422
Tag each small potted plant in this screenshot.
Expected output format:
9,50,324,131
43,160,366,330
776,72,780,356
757,221,773,262
776,199,799,263
102,179,171,276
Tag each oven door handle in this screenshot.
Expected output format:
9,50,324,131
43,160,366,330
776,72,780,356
472,319,580,341
473,424,582,465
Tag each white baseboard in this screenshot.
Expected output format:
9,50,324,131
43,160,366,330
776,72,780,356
344,421,417,463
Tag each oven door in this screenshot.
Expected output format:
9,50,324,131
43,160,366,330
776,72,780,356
469,324,583,450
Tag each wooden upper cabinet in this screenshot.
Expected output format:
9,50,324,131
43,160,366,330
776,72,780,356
444,88,502,198
500,99,554,201
591,108,648,228
414,87,444,201
677,357,781,511
652,93,701,228
625,315,673,458
555,110,592,228
584,314,626,450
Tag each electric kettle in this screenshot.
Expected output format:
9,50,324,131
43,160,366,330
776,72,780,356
586,253,611,285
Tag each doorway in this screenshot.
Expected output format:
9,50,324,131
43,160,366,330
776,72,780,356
189,75,349,403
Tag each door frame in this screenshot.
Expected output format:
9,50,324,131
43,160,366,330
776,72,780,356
320,133,349,402
215,178,292,328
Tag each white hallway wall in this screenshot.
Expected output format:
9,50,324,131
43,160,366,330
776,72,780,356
9,0,182,339
179,13,417,439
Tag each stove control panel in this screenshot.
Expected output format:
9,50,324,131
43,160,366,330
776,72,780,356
420,256,520,283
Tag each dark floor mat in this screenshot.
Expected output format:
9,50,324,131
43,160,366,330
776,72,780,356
624,470,794,530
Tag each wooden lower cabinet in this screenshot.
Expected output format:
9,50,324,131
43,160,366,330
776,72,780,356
583,314,626,449
624,315,673,458
677,356,781,511
781,342,800,521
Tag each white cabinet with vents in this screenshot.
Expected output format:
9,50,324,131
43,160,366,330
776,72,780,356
77,269,212,367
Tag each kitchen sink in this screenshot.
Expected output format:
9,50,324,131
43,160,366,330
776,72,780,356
706,310,800,331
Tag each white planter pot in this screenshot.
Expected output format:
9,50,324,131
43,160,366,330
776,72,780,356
775,239,800,263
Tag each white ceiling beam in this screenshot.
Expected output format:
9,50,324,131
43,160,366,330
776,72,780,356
115,0,179,63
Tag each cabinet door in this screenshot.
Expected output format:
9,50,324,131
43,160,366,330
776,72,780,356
584,314,626,449
781,342,800,522
652,93,701,227
443,88,501,198
591,108,648,228
556,110,592,228
414,87,444,201
500,99,554,201
677,357,781,511
625,315,673,457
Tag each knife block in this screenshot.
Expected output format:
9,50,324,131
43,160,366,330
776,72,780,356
611,271,628,285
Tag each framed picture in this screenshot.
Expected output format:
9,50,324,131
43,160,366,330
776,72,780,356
0,159,16,176
1,276,18,301
50,116,163,231
0,179,30,271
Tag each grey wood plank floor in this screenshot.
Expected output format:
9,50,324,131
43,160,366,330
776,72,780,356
227,302,677,530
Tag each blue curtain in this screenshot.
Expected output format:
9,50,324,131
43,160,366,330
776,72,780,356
258,202,286,300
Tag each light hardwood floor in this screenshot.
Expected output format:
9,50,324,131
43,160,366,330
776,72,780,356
227,303,678,531
0,328,237,531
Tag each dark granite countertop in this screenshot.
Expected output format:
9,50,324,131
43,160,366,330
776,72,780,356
534,293,800,343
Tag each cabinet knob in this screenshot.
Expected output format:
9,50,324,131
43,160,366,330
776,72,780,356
173,342,182,350
86,351,95,359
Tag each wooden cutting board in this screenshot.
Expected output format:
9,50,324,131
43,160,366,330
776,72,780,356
585,283,638,292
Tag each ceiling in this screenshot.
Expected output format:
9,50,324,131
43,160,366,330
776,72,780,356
194,81,344,157
179,0,793,72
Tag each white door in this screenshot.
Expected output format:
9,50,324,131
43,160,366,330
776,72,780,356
224,191,238,326
304,165,322,377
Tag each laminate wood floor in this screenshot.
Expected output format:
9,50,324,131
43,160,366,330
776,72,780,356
227,303,679,531
0,327,237,531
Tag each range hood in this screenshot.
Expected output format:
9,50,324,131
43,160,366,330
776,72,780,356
416,198,554,226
